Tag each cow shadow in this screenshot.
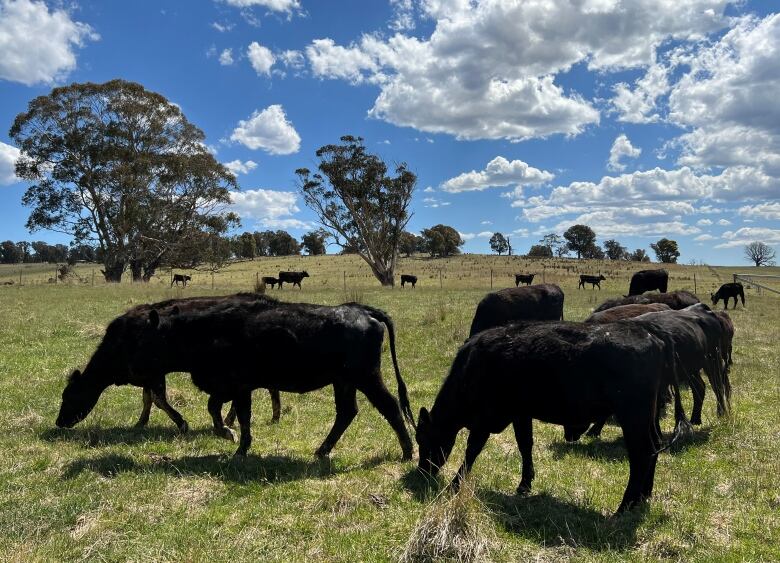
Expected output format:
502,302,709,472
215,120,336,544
40,425,215,447
480,490,652,551
549,435,628,462
400,467,447,501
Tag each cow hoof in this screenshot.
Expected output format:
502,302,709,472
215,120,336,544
314,447,331,459
233,449,247,458
133,420,148,429
402,447,414,461
691,417,702,426
178,421,189,434
516,483,532,496
216,427,236,442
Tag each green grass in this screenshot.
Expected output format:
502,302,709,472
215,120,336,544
0,256,778,561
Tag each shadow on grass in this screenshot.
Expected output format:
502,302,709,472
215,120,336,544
480,490,654,551
400,466,447,502
40,425,214,447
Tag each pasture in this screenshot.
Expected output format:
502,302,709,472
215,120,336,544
0,255,778,561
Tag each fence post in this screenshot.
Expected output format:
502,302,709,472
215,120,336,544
211,272,215,290
343,271,347,292
733,273,737,284
256,272,259,288
54,266,58,284
92,270,95,287
694,273,697,294
490,269,493,289
19,268,22,286
542,265,546,284
439,269,443,289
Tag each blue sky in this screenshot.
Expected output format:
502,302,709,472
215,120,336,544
1,0,778,265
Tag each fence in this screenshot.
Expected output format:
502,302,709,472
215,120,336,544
733,273,780,295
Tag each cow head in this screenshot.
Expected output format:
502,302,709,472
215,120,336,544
302,271,310,278
710,292,719,304
56,369,108,428
599,275,606,281
415,407,455,476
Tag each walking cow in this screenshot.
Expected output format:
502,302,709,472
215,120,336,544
711,282,745,310
171,274,191,287
578,274,606,290
628,269,668,295
400,274,417,288
278,271,309,289
514,274,535,286
262,276,279,289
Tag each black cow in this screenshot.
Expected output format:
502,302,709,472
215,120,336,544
711,282,745,310
468,284,564,338
572,304,728,440
594,290,700,313
416,320,688,514
262,276,279,289
628,269,668,295
578,274,606,290
401,274,418,288
171,274,191,287
585,303,670,323
57,296,415,460
714,310,735,368
514,274,535,286
278,270,309,289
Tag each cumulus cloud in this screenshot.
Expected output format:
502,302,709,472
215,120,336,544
305,0,732,141
459,231,492,241
389,0,415,31
247,41,275,75
440,157,553,193
219,48,234,66
611,60,671,123
738,202,780,221
607,134,642,172
697,218,713,226
279,49,305,69
230,188,310,229
422,196,450,208
221,0,300,14
230,105,301,155
0,0,98,85
224,159,258,175
716,227,780,248
0,142,21,185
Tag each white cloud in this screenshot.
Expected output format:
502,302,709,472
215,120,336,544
716,227,780,248
423,186,435,193
611,60,671,123
694,234,716,241
717,219,731,226
697,218,713,226
738,202,780,221
247,41,275,75
0,142,21,185
306,38,378,84
219,48,234,66
607,134,642,172
221,0,300,13
224,159,258,175
279,49,304,69
0,0,98,86
440,157,553,193
230,105,301,155
389,0,415,32
230,188,310,229
459,231,493,241
481,220,492,225
423,196,450,208
211,22,234,33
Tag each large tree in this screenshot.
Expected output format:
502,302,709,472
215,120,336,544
540,233,567,257
563,224,597,259
301,230,328,255
489,232,509,255
10,79,238,282
421,224,464,257
296,136,415,286
650,238,680,263
629,248,650,262
0,241,22,264
268,230,300,256
398,231,422,257
527,244,553,258
603,239,628,260
744,241,776,267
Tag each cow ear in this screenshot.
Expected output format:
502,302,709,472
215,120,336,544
148,309,160,328
170,305,180,316
419,407,430,425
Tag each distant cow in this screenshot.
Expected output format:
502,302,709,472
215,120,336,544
628,269,668,295
416,320,688,514
171,274,191,287
594,290,700,313
515,274,535,286
57,296,415,460
578,274,606,290
278,270,309,289
468,284,564,338
262,276,279,289
400,274,418,288
711,282,745,310
585,303,670,323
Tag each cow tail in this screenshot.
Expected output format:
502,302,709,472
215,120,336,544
656,349,691,454
740,287,746,306
351,304,416,427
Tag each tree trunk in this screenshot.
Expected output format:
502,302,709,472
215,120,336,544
377,269,395,286
130,260,143,282
101,261,125,283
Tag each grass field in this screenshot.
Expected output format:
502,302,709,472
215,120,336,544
0,255,778,561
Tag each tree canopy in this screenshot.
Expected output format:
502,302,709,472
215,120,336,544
421,224,464,257
489,232,509,255
296,136,415,286
302,230,328,255
563,225,596,259
744,241,776,267
651,238,680,263
10,79,238,281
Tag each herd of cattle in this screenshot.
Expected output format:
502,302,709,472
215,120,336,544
56,268,746,515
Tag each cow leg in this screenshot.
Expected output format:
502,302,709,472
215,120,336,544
616,423,655,513
451,429,490,491
134,387,153,428
586,415,608,438
269,389,281,423
358,375,414,460
513,417,535,494
208,395,236,442
149,381,189,433
224,403,236,427
689,371,706,425
233,391,253,457
314,383,358,458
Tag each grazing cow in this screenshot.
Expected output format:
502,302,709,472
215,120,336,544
400,274,418,288
594,290,700,313
468,284,564,338
570,303,729,440
57,296,415,460
628,269,669,296
711,282,745,310
514,274,535,286
578,274,606,290
57,294,282,434
278,270,309,289
416,320,687,514
171,274,191,287
262,276,279,289
585,303,670,323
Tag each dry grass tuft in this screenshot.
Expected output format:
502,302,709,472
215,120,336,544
400,480,496,563
76,322,106,339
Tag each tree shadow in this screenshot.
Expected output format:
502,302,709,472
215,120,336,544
480,490,655,551
60,451,341,484
40,425,213,447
